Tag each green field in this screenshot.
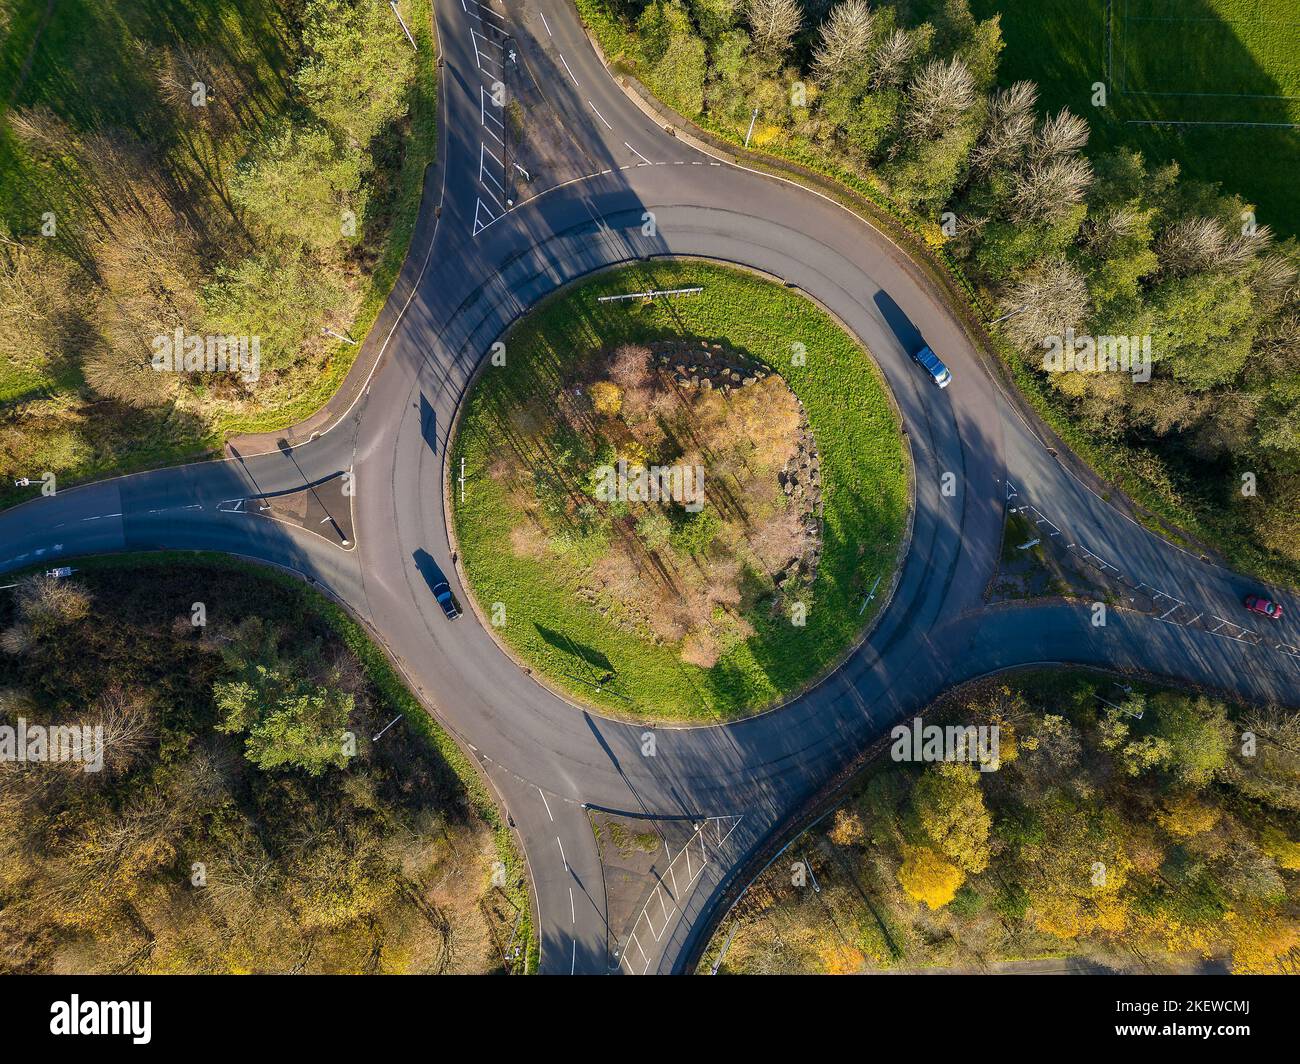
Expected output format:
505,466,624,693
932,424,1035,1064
973,0,1300,235
451,263,910,722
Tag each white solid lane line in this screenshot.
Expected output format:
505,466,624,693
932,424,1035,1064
625,141,651,165
589,101,613,130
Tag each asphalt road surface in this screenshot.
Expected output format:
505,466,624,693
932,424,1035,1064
3,0,1298,974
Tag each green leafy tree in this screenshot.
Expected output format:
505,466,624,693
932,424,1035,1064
636,511,673,550
231,124,367,252
1151,693,1234,787
203,250,350,373
670,508,721,554
911,761,991,873
216,672,354,776
640,3,708,116
686,0,739,45
296,0,415,148
215,619,355,776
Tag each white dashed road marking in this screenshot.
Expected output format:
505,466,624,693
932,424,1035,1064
559,53,579,87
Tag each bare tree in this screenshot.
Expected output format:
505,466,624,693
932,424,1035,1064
1242,705,1300,753
1251,253,1299,305
1030,107,1090,163
812,0,875,84
868,27,916,89
15,575,91,632
1010,154,1093,224
999,256,1091,352
1080,205,1141,256
7,106,79,165
1156,216,1231,275
744,0,802,60
0,233,85,377
82,187,202,407
970,80,1038,174
0,626,32,656
904,58,977,140
93,686,156,775
1220,224,1272,273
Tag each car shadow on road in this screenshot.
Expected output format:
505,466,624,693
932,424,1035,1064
412,547,450,593
872,291,925,355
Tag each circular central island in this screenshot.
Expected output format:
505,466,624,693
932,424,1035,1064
450,261,910,722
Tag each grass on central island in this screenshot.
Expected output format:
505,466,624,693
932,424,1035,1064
451,262,910,722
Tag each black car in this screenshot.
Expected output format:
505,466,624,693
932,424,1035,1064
432,580,461,620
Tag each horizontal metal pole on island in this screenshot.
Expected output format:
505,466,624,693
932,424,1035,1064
596,287,704,303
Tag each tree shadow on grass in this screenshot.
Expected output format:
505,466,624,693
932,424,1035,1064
535,622,614,678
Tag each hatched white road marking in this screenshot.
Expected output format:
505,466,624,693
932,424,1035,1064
616,815,743,975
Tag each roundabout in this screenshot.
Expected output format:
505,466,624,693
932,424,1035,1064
449,261,910,721
2,0,1299,976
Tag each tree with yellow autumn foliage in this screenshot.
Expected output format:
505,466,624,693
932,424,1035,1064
911,762,991,873
828,807,866,847
897,843,965,909
588,380,624,416
1156,792,1221,838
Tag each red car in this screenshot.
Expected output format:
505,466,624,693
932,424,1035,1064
1244,594,1284,620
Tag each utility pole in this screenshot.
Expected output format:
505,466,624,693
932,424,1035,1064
988,303,1028,326
322,327,356,345
803,851,821,894
858,573,883,616
743,107,759,149
389,1,418,50
372,713,404,741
